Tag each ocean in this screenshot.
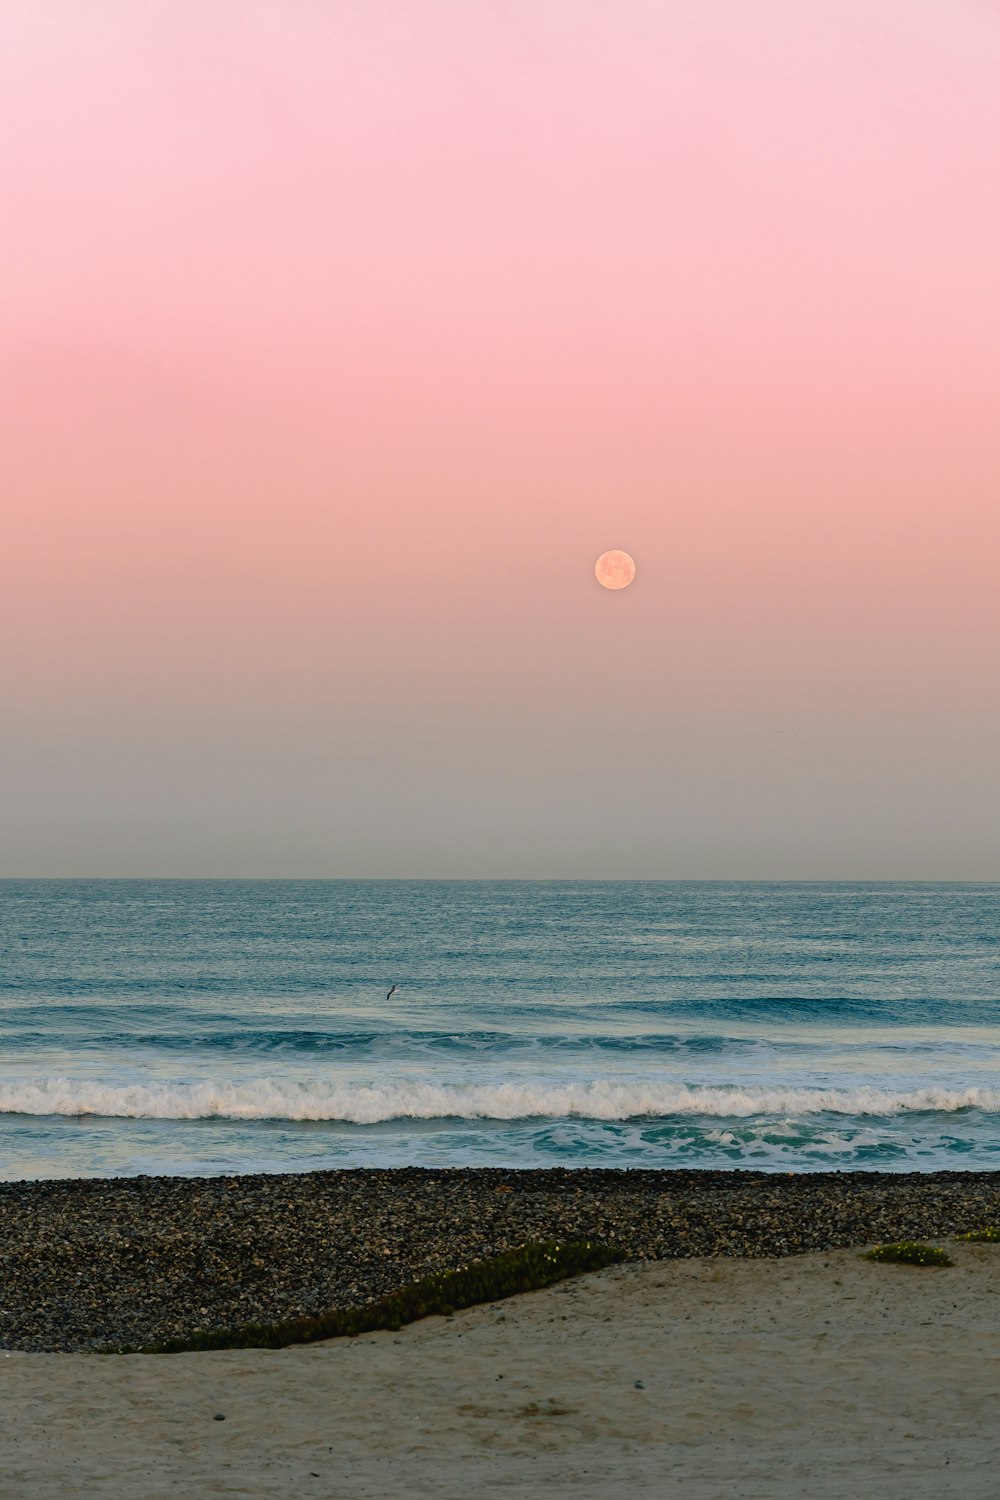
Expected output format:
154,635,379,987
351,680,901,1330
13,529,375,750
0,880,998,1180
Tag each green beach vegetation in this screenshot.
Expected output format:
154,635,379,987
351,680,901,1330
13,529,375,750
865,1241,953,1267
110,1239,623,1355
954,1226,1000,1241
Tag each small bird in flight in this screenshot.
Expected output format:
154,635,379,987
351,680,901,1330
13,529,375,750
386,985,397,1001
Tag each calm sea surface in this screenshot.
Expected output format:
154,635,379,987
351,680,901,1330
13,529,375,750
1,881,998,1180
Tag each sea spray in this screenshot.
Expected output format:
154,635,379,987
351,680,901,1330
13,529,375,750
3,1077,1000,1121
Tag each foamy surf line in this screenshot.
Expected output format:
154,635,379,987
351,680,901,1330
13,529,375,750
2,1079,1000,1122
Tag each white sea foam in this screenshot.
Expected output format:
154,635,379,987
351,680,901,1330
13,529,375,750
2,1078,999,1122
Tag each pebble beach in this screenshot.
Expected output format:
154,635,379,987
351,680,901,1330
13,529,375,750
4,1166,1000,1353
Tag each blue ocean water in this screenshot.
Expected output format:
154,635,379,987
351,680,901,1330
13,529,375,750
0,880,998,1180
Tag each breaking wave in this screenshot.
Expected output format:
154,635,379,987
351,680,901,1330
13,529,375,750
3,1078,1000,1123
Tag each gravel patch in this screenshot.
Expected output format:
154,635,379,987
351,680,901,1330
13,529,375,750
2,1167,999,1352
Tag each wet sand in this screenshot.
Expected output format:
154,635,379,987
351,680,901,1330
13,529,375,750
5,1238,999,1499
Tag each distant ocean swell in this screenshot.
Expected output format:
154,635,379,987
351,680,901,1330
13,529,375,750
0,1029,782,1057
3,1078,1000,1123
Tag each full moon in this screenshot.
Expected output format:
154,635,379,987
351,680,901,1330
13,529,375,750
594,550,636,590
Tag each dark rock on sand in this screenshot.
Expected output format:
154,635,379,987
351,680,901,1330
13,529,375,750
2,1167,999,1352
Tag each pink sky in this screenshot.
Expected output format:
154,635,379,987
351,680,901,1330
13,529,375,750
2,0,999,875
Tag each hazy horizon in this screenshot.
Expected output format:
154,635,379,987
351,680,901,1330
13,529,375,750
4,875,1000,886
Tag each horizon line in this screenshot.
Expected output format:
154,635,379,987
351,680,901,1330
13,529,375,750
2,875,998,885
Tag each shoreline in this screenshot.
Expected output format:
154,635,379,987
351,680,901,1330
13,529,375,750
4,1165,1000,1352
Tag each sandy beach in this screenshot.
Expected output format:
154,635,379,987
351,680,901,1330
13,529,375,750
4,1236,999,1499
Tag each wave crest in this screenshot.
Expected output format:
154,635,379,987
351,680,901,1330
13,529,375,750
2,1078,1000,1123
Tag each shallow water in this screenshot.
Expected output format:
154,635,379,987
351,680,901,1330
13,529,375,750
1,880,998,1178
